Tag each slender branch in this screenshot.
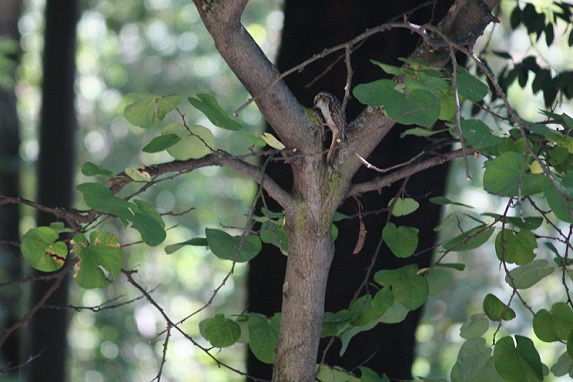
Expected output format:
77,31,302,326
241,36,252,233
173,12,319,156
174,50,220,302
347,147,475,197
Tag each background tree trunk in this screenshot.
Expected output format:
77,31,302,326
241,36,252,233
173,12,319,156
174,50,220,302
248,1,455,379
24,0,79,380
0,0,23,376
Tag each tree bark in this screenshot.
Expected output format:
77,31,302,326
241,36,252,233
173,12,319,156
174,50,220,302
24,0,79,380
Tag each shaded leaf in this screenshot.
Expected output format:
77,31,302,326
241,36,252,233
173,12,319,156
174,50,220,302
493,336,543,382
206,228,261,262
199,314,241,348
483,294,515,321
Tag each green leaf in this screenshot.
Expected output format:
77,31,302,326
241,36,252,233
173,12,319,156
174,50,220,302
400,127,447,137
493,336,543,382
162,123,215,160
533,302,573,342
129,199,166,246
437,262,466,271
483,152,544,197
550,352,573,378
370,60,405,76
378,300,409,324
206,228,261,262
483,294,516,321
425,268,452,296
460,314,489,340
375,265,428,311
199,314,241,348
261,132,286,150
76,182,131,220
49,222,73,234
72,231,123,289
506,259,554,289
541,175,573,223
460,119,503,151
164,238,209,254
429,196,474,208
482,213,543,230
142,134,181,153
450,338,491,382
354,80,440,127
315,365,360,382
124,93,160,128
247,313,278,364
21,227,67,272
443,226,494,252
382,223,418,258
456,67,488,102
390,197,420,217
352,288,394,327
188,94,242,131
259,220,288,255
125,166,151,182
124,93,181,129
322,309,354,338
156,93,183,117
81,161,114,178
495,229,537,265
359,367,390,382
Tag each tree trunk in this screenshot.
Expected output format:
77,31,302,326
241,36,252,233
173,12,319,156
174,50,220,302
0,0,23,376
24,0,79,380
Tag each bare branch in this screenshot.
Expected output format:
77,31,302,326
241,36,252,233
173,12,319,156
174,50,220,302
347,147,475,197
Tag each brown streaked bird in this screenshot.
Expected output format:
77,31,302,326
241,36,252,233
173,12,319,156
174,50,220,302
313,92,348,165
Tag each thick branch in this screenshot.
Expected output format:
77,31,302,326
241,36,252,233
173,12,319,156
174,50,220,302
192,0,315,152
337,0,500,189
118,151,293,210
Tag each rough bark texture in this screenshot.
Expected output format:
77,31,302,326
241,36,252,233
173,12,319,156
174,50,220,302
0,0,23,375
24,0,79,380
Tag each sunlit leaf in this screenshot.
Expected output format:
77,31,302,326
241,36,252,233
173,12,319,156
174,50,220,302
162,123,215,160
72,231,122,289
21,227,67,272
125,166,151,182
261,132,285,150
188,94,242,131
